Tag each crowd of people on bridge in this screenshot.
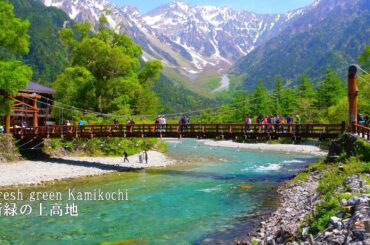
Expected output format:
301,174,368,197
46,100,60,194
244,114,300,133
4,110,370,136
358,112,370,127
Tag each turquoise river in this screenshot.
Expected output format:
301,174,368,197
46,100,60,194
0,139,320,244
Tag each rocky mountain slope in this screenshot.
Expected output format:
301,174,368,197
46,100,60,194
231,0,370,90
39,0,309,77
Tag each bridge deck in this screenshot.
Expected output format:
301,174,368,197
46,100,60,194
11,123,345,140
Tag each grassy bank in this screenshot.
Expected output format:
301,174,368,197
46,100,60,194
293,135,370,236
0,134,21,162
43,138,167,157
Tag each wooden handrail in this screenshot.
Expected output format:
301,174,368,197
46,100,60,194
353,123,370,141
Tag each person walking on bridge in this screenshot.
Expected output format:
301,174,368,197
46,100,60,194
160,115,166,132
79,118,85,132
155,116,160,132
287,115,293,133
179,115,187,133
244,115,251,132
364,112,369,127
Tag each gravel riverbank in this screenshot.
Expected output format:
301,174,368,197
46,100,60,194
202,140,327,156
0,151,175,187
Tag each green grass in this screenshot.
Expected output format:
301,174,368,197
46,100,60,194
293,160,329,183
44,138,167,157
0,135,21,162
305,157,368,234
293,135,370,235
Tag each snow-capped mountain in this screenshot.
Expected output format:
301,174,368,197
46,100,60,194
40,0,313,76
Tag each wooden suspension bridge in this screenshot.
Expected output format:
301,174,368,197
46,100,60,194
2,65,370,142
10,123,347,140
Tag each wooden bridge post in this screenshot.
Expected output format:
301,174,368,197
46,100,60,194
33,99,38,127
5,114,10,134
348,65,358,132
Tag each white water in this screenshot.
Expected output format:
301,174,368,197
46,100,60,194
213,74,230,93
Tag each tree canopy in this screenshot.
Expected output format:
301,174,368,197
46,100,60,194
0,0,32,115
53,17,162,117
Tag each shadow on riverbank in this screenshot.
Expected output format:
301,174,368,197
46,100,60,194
44,157,143,172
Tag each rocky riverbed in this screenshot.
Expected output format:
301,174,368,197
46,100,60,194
242,173,370,245
314,175,370,244
247,171,323,244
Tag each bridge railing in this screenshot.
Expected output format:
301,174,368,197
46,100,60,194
353,123,370,141
11,123,345,139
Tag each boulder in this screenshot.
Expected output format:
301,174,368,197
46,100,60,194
330,217,342,229
348,197,360,206
340,198,348,206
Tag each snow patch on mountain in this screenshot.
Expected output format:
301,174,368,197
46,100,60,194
40,0,313,77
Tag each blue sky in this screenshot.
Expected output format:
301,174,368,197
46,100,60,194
111,0,314,14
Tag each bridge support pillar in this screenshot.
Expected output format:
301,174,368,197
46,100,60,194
348,65,358,132
5,114,10,134
33,99,38,127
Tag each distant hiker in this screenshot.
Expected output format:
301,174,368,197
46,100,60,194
0,125,4,134
113,118,119,132
365,112,369,126
179,115,187,132
114,118,119,126
287,115,293,133
64,120,70,133
244,116,251,132
139,153,143,163
161,115,167,132
126,118,135,132
262,117,268,132
144,151,148,164
295,114,301,124
155,116,160,132
287,115,293,124
20,121,28,134
358,113,366,125
22,121,28,129
123,151,129,163
257,114,264,133
296,114,301,133
267,115,274,133
79,118,85,132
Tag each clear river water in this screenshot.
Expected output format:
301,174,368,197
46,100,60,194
0,139,319,245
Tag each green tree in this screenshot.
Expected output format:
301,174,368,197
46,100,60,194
252,81,271,116
296,74,317,122
54,16,162,116
357,46,370,115
281,88,298,116
316,69,346,110
272,77,284,114
138,60,163,84
358,45,370,70
0,0,32,116
297,74,316,99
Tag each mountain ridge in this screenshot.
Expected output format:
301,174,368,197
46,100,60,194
39,0,311,78
231,0,370,90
